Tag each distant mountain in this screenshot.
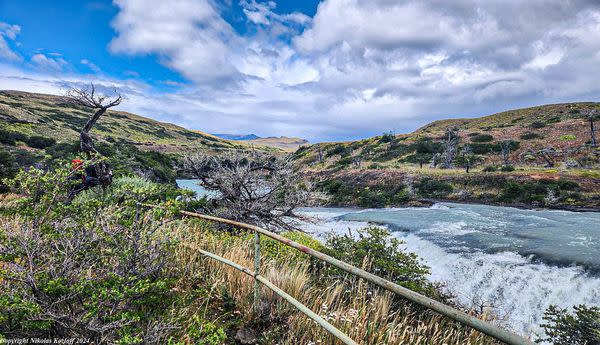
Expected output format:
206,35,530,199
246,136,309,152
212,133,309,151
213,133,260,140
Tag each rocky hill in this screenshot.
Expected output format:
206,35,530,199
294,102,600,209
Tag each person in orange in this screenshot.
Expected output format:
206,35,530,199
67,159,100,199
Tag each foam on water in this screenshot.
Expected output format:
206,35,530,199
297,205,600,338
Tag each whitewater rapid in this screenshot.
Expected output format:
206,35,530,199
296,205,600,338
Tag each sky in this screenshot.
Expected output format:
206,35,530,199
1,0,600,142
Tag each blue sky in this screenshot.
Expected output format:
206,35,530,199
1,1,600,142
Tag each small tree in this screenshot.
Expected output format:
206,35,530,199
460,145,474,173
184,151,312,230
65,84,122,187
440,127,460,169
500,140,512,167
583,109,598,147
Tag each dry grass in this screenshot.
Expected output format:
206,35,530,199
175,220,504,344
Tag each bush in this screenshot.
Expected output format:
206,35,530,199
25,135,56,149
470,143,496,154
496,179,580,204
500,165,515,172
326,144,351,158
0,170,184,342
559,134,577,141
0,148,17,192
540,305,600,344
530,121,546,129
412,138,443,154
470,134,494,143
0,128,28,145
261,231,326,266
520,132,541,140
323,227,434,295
482,166,497,172
379,132,395,143
415,178,453,198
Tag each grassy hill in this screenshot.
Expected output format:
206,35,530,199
0,90,240,152
294,103,600,209
0,90,245,184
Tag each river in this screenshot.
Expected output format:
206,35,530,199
177,179,600,337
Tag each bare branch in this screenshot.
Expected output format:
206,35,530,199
184,151,314,231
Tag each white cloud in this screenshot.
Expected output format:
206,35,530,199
31,53,68,71
109,0,241,83
0,22,22,61
80,59,101,73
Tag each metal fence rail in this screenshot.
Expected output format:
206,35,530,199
150,205,534,345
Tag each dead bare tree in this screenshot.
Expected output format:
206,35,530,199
440,127,460,169
460,145,474,173
583,109,598,147
500,140,512,167
538,147,557,167
352,155,363,168
65,84,122,187
184,151,313,231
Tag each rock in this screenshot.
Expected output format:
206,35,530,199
235,327,257,344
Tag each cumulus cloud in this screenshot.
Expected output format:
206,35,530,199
0,22,22,61
109,0,242,83
31,53,69,71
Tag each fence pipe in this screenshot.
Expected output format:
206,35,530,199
183,242,357,345
176,209,534,345
253,232,261,314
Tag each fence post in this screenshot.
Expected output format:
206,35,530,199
253,231,260,314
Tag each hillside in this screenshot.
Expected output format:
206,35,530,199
294,102,600,209
0,90,244,184
0,90,240,153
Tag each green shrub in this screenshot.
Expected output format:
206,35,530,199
415,178,453,198
470,134,494,143
25,135,56,149
530,121,546,129
0,170,182,342
0,148,17,192
540,305,600,344
520,132,541,140
318,179,410,207
482,166,497,172
379,132,395,143
500,165,515,172
470,143,496,154
326,144,351,157
496,179,579,204
0,128,28,145
412,138,443,154
261,231,326,266
546,116,562,124
323,227,434,295
559,134,577,141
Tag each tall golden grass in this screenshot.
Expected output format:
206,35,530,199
176,219,504,345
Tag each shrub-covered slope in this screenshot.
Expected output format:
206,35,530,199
0,90,245,184
0,90,238,152
295,102,600,209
